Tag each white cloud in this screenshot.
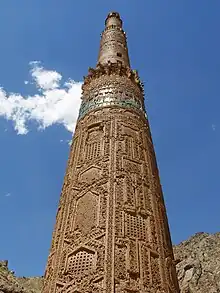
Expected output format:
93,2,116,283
4,193,11,197
0,62,83,134
30,61,62,91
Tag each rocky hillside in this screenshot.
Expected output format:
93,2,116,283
0,232,219,293
0,261,43,293
174,232,220,292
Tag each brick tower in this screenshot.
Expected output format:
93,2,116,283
42,12,180,293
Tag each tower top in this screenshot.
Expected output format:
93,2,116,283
105,11,122,28
82,12,144,97
97,12,130,68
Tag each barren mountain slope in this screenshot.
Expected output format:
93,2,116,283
174,232,220,292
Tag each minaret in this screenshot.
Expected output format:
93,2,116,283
42,12,180,293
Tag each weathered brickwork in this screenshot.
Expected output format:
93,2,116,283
42,12,180,293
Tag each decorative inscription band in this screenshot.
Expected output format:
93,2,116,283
78,96,145,120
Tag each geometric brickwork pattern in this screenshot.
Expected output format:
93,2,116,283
42,12,180,293
124,213,147,240
66,249,94,277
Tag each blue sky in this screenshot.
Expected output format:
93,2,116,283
0,0,219,277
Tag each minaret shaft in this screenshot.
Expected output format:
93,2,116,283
42,12,180,293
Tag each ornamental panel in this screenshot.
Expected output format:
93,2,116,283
125,212,147,241
73,191,98,236
66,248,95,278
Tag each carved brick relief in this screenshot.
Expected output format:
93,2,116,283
66,248,95,278
115,179,124,238
115,243,127,280
105,118,115,293
142,183,152,213
57,248,71,284
84,124,104,161
122,157,142,174
128,239,139,276
79,166,102,184
104,121,111,158
96,246,105,274
43,107,179,293
149,215,159,252
73,191,99,236
124,175,136,209
150,252,161,289
64,200,75,241
55,283,64,293
124,213,147,241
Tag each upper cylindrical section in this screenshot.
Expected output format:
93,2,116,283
105,12,122,28
97,12,130,68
